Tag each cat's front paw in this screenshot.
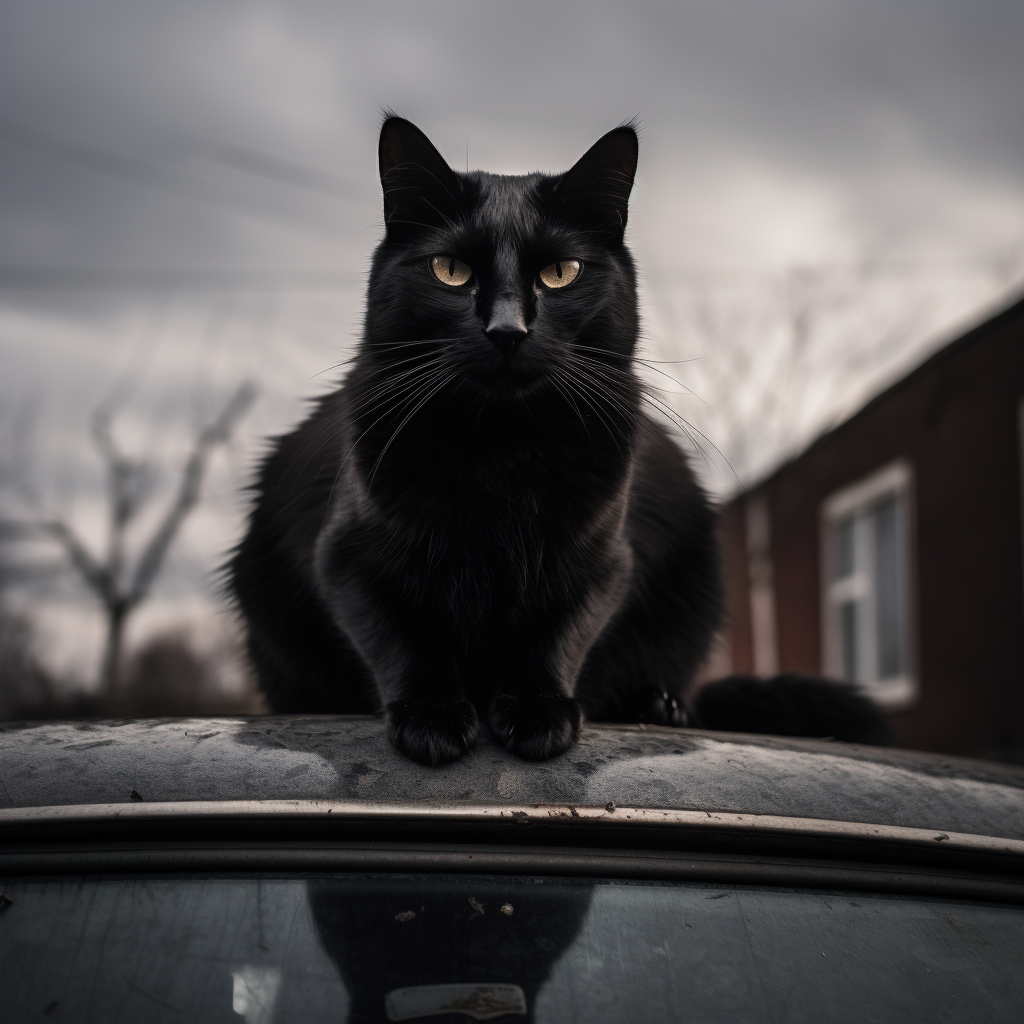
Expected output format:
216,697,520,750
385,699,479,766
488,693,582,761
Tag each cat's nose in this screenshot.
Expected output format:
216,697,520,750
485,296,528,353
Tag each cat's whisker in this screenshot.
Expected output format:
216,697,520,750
565,345,635,375
361,337,461,351
326,362,455,503
564,351,641,396
568,387,634,461
567,343,700,399
312,359,451,493
345,339,460,393
576,388,637,438
308,338,452,383
355,353,444,383
353,345,452,376
347,361,447,411
639,391,730,472
282,363,451,479
565,377,645,458
569,342,704,403
565,353,632,385
637,356,705,365
561,364,628,424
349,368,450,434
556,366,633,461
310,359,356,380
347,356,449,410
567,342,632,361
634,362,702,399
638,389,705,448
367,369,457,485
564,358,640,422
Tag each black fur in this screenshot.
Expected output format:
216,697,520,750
692,674,895,746
228,117,889,764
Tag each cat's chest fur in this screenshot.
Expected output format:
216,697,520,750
325,399,632,621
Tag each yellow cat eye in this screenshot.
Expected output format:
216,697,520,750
430,255,472,287
538,260,582,289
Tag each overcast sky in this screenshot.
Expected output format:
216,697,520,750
1,0,1022,673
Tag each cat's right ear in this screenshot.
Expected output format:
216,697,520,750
379,117,460,230
556,126,638,239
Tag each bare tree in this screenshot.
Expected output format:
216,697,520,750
5,383,255,700
643,258,944,491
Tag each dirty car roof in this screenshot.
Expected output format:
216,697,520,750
2,717,1023,842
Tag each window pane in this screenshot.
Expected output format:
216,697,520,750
835,516,855,579
874,495,904,679
840,599,857,682
3,874,1024,1023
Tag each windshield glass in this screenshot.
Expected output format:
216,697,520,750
3,873,1022,1022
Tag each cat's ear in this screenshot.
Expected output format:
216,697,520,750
378,117,460,230
556,126,638,238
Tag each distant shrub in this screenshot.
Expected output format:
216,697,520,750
0,614,262,720
123,629,262,716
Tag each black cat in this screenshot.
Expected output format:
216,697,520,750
228,117,890,765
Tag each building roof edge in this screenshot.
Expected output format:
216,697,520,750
730,288,1024,502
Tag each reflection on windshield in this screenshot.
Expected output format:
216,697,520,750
306,876,592,1023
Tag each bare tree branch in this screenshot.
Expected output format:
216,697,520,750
0,518,112,600
128,381,254,606
39,520,113,602
0,381,256,700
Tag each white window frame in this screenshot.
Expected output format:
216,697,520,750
820,460,916,710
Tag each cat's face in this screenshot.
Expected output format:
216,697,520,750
362,119,640,400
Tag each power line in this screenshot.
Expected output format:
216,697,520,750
0,119,369,240
195,140,371,206
0,267,356,292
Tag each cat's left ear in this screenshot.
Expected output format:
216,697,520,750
556,126,638,239
379,117,460,230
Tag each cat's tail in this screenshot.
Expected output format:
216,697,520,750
688,672,894,746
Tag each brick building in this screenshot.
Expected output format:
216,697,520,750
718,294,1024,759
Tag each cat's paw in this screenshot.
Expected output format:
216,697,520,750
488,693,582,761
637,689,688,727
385,699,479,766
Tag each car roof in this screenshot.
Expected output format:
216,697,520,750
2,716,1024,843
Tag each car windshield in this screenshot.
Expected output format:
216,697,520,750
4,872,1023,1023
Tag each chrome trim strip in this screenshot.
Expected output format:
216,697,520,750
2,800,1023,857
3,844,1023,902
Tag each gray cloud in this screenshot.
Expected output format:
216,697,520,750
1,0,1021,664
